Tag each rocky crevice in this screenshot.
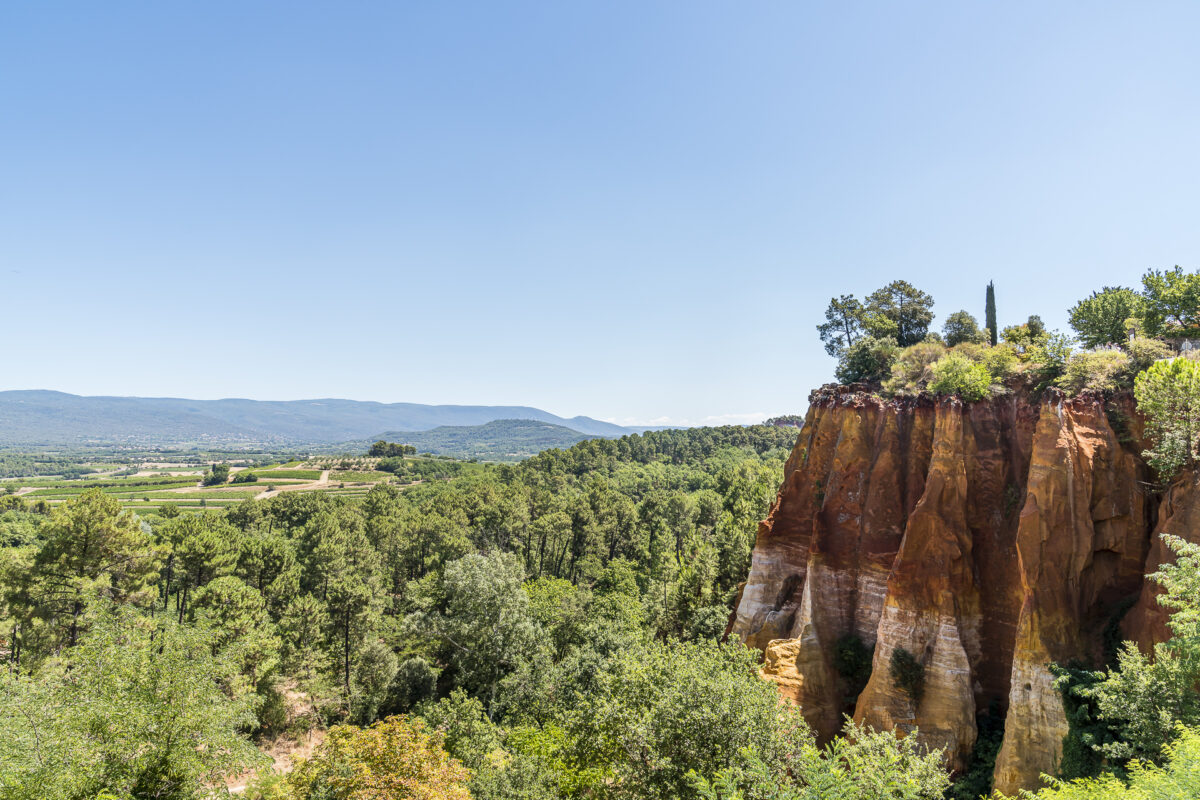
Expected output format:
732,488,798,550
731,386,1176,794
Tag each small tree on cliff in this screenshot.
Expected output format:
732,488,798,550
942,310,986,346
864,280,936,347
1064,535,1200,768
1068,286,1143,348
817,294,869,357
1134,357,1200,480
985,281,998,346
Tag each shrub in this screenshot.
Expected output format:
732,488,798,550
883,342,947,395
1057,349,1131,394
833,634,874,703
1026,332,1075,387
929,353,992,402
1124,336,1171,374
836,336,899,385
889,647,925,705
285,716,471,800
981,342,1020,381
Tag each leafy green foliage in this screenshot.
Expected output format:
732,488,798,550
1069,287,1143,348
1057,349,1132,394
889,647,925,705
1075,536,1200,765
0,603,262,800
929,353,992,401
203,462,231,486
817,294,868,357
369,441,418,457
565,638,805,799
833,633,874,710
1000,724,1200,799
836,336,900,384
864,280,936,346
946,704,1004,800
1134,358,1200,479
942,310,987,346
688,719,950,800
1140,266,1200,337
284,715,472,800
1125,335,1171,373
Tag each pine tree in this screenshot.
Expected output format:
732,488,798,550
985,281,998,346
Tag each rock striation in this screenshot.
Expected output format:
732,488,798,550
730,385,1177,794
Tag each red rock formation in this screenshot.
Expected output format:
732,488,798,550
731,386,1156,794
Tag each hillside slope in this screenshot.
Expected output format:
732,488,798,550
0,390,632,446
376,419,595,460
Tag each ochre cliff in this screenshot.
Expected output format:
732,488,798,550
730,385,1182,794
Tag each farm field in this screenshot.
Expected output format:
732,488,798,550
0,454,478,512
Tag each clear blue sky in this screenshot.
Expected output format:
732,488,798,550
3,3,1199,426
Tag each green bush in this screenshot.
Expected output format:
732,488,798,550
833,634,874,705
889,647,925,705
883,342,946,395
981,342,1020,381
1124,336,1171,374
835,336,899,385
1057,349,1132,394
929,353,992,402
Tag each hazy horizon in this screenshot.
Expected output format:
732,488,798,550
5,2,1200,426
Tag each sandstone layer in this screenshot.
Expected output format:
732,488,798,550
731,386,1174,793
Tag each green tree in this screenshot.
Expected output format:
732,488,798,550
0,603,262,800
864,280,935,346
407,552,542,719
1141,266,1200,337
941,310,986,346
566,638,805,799
999,726,1200,799
986,280,998,346
1068,287,1143,348
23,489,158,653
203,463,231,486
190,575,282,691
1077,535,1200,765
689,720,950,800
836,336,899,384
1134,357,1200,479
817,295,867,357
284,716,471,800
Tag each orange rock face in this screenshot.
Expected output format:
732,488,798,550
731,386,1159,793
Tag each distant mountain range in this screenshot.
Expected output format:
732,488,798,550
0,390,639,448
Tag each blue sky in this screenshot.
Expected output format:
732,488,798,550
3,3,1200,426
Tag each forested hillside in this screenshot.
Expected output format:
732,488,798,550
6,425,884,800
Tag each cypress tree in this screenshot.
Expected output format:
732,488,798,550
985,281,997,346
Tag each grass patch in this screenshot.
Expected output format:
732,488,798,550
243,469,321,480
330,470,393,482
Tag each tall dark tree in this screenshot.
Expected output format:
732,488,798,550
985,281,997,346
863,280,935,346
816,294,866,357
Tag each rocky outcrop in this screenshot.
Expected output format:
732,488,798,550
731,386,1159,793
